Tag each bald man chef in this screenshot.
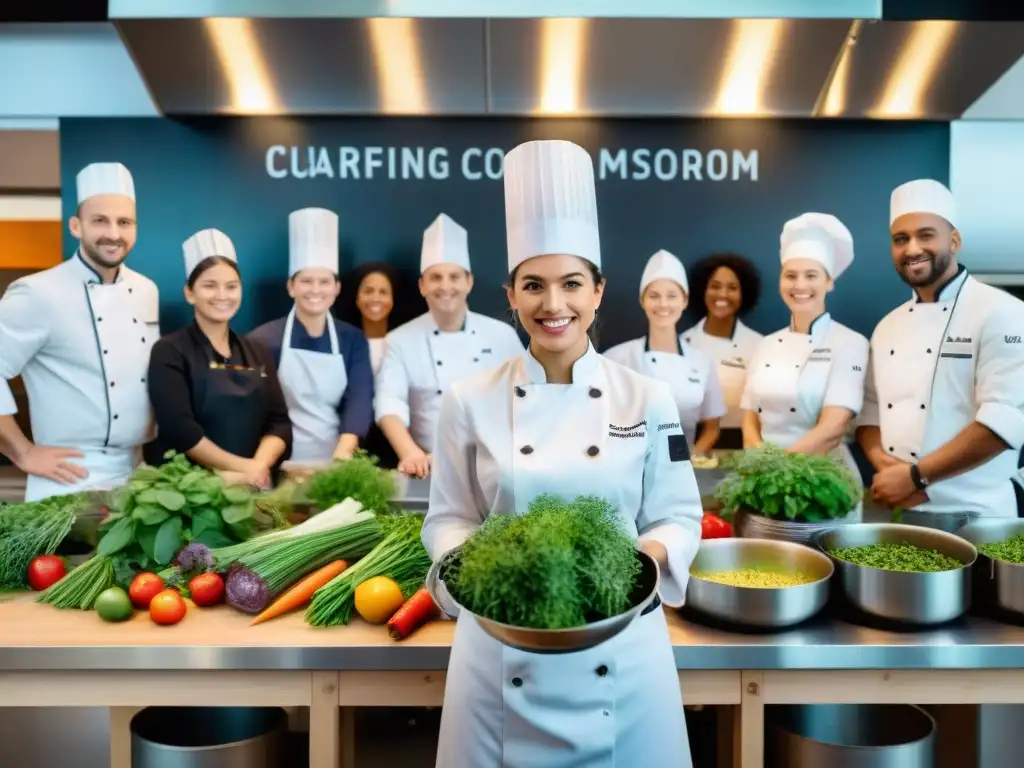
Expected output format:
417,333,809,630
857,180,1024,518
0,162,159,501
374,213,524,478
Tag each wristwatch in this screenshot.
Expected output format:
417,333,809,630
910,463,929,490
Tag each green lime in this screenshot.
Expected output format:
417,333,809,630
95,586,133,622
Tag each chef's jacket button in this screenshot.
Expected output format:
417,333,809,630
789,407,796,413
943,307,948,312
512,677,523,687
113,414,119,420
133,318,138,324
141,378,146,383
103,349,108,355
684,336,691,343
733,344,738,349
520,445,534,455
920,404,926,410
433,330,440,336
595,664,608,676
97,317,103,322
515,386,526,398
471,330,476,335
128,288,133,294
109,381,115,387
587,446,600,457
778,338,783,343
889,446,895,452
589,388,602,398
436,360,443,366
436,389,442,395
888,403,893,409
890,350,894,355
142,337,146,343
473,358,479,363
911,452,918,458
909,307,914,312
757,408,762,413
603,710,610,716
650,357,657,364
795,364,800,368
765,363,770,368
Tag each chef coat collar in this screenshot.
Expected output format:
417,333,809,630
913,264,967,304
521,340,600,385
789,312,831,342
643,334,682,355
700,315,737,340
427,310,469,334
72,249,122,285
187,320,249,366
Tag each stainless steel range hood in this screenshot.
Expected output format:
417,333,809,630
112,16,1024,119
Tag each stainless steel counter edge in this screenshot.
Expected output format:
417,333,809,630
3,627,1024,671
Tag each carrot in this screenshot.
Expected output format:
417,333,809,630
250,560,348,626
387,587,439,640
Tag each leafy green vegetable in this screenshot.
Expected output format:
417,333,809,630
445,495,642,630
301,451,397,514
37,555,114,610
0,493,85,589
714,444,861,523
827,542,962,572
978,535,1024,565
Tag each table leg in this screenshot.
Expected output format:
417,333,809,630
309,672,340,768
340,707,356,768
110,706,142,768
738,672,764,768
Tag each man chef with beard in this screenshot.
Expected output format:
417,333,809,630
856,179,1024,518
0,162,159,502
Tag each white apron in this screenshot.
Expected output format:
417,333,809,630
277,308,348,463
25,278,152,502
744,315,866,521
429,349,696,768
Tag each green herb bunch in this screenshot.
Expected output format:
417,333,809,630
714,444,861,523
98,451,268,587
0,493,85,589
301,451,397,514
447,495,642,630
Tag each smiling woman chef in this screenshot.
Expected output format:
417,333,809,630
422,139,703,767
741,213,869,517
144,229,291,488
249,208,372,463
682,253,763,449
604,249,726,455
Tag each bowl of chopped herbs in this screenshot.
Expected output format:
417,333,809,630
427,495,660,654
957,519,1024,617
816,523,976,625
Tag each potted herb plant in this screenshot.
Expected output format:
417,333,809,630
712,444,862,544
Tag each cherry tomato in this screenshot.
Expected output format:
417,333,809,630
27,555,66,591
129,572,165,609
189,572,225,607
701,512,733,539
149,590,187,626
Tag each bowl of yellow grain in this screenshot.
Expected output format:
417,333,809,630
686,538,834,628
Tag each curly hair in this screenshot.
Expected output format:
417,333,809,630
687,252,762,319
335,261,422,330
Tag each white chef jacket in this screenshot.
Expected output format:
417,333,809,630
859,268,1024,517
0,253,159,500
423,343,701,767
373,310,524,452
602,335,726,450
683,317,763,429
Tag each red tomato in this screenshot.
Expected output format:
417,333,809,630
129,572,165,609
149,590,187,626
27,555,66,591
189,573,225,607
701,512,733,539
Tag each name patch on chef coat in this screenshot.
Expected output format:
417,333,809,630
807,347,832,363
721,358,747,370
667,434,690,462
940,340,973,360
609,421,646,439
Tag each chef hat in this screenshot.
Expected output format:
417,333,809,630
289,207,339,277
76,162,135,205
183,228,237,279
503,139,600,273
780,212,854,280
639,249,689,300
890,179,957,227
420,213,471,274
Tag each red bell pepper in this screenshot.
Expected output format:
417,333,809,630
701,512,733,539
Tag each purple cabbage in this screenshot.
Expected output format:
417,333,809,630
177,542,213,573
225,566,270,614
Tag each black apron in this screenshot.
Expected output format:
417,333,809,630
145,330,270,465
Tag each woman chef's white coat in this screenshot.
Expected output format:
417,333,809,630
683,317,762,429
741,214,868,519
423,345,703,767
603,337,725,451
